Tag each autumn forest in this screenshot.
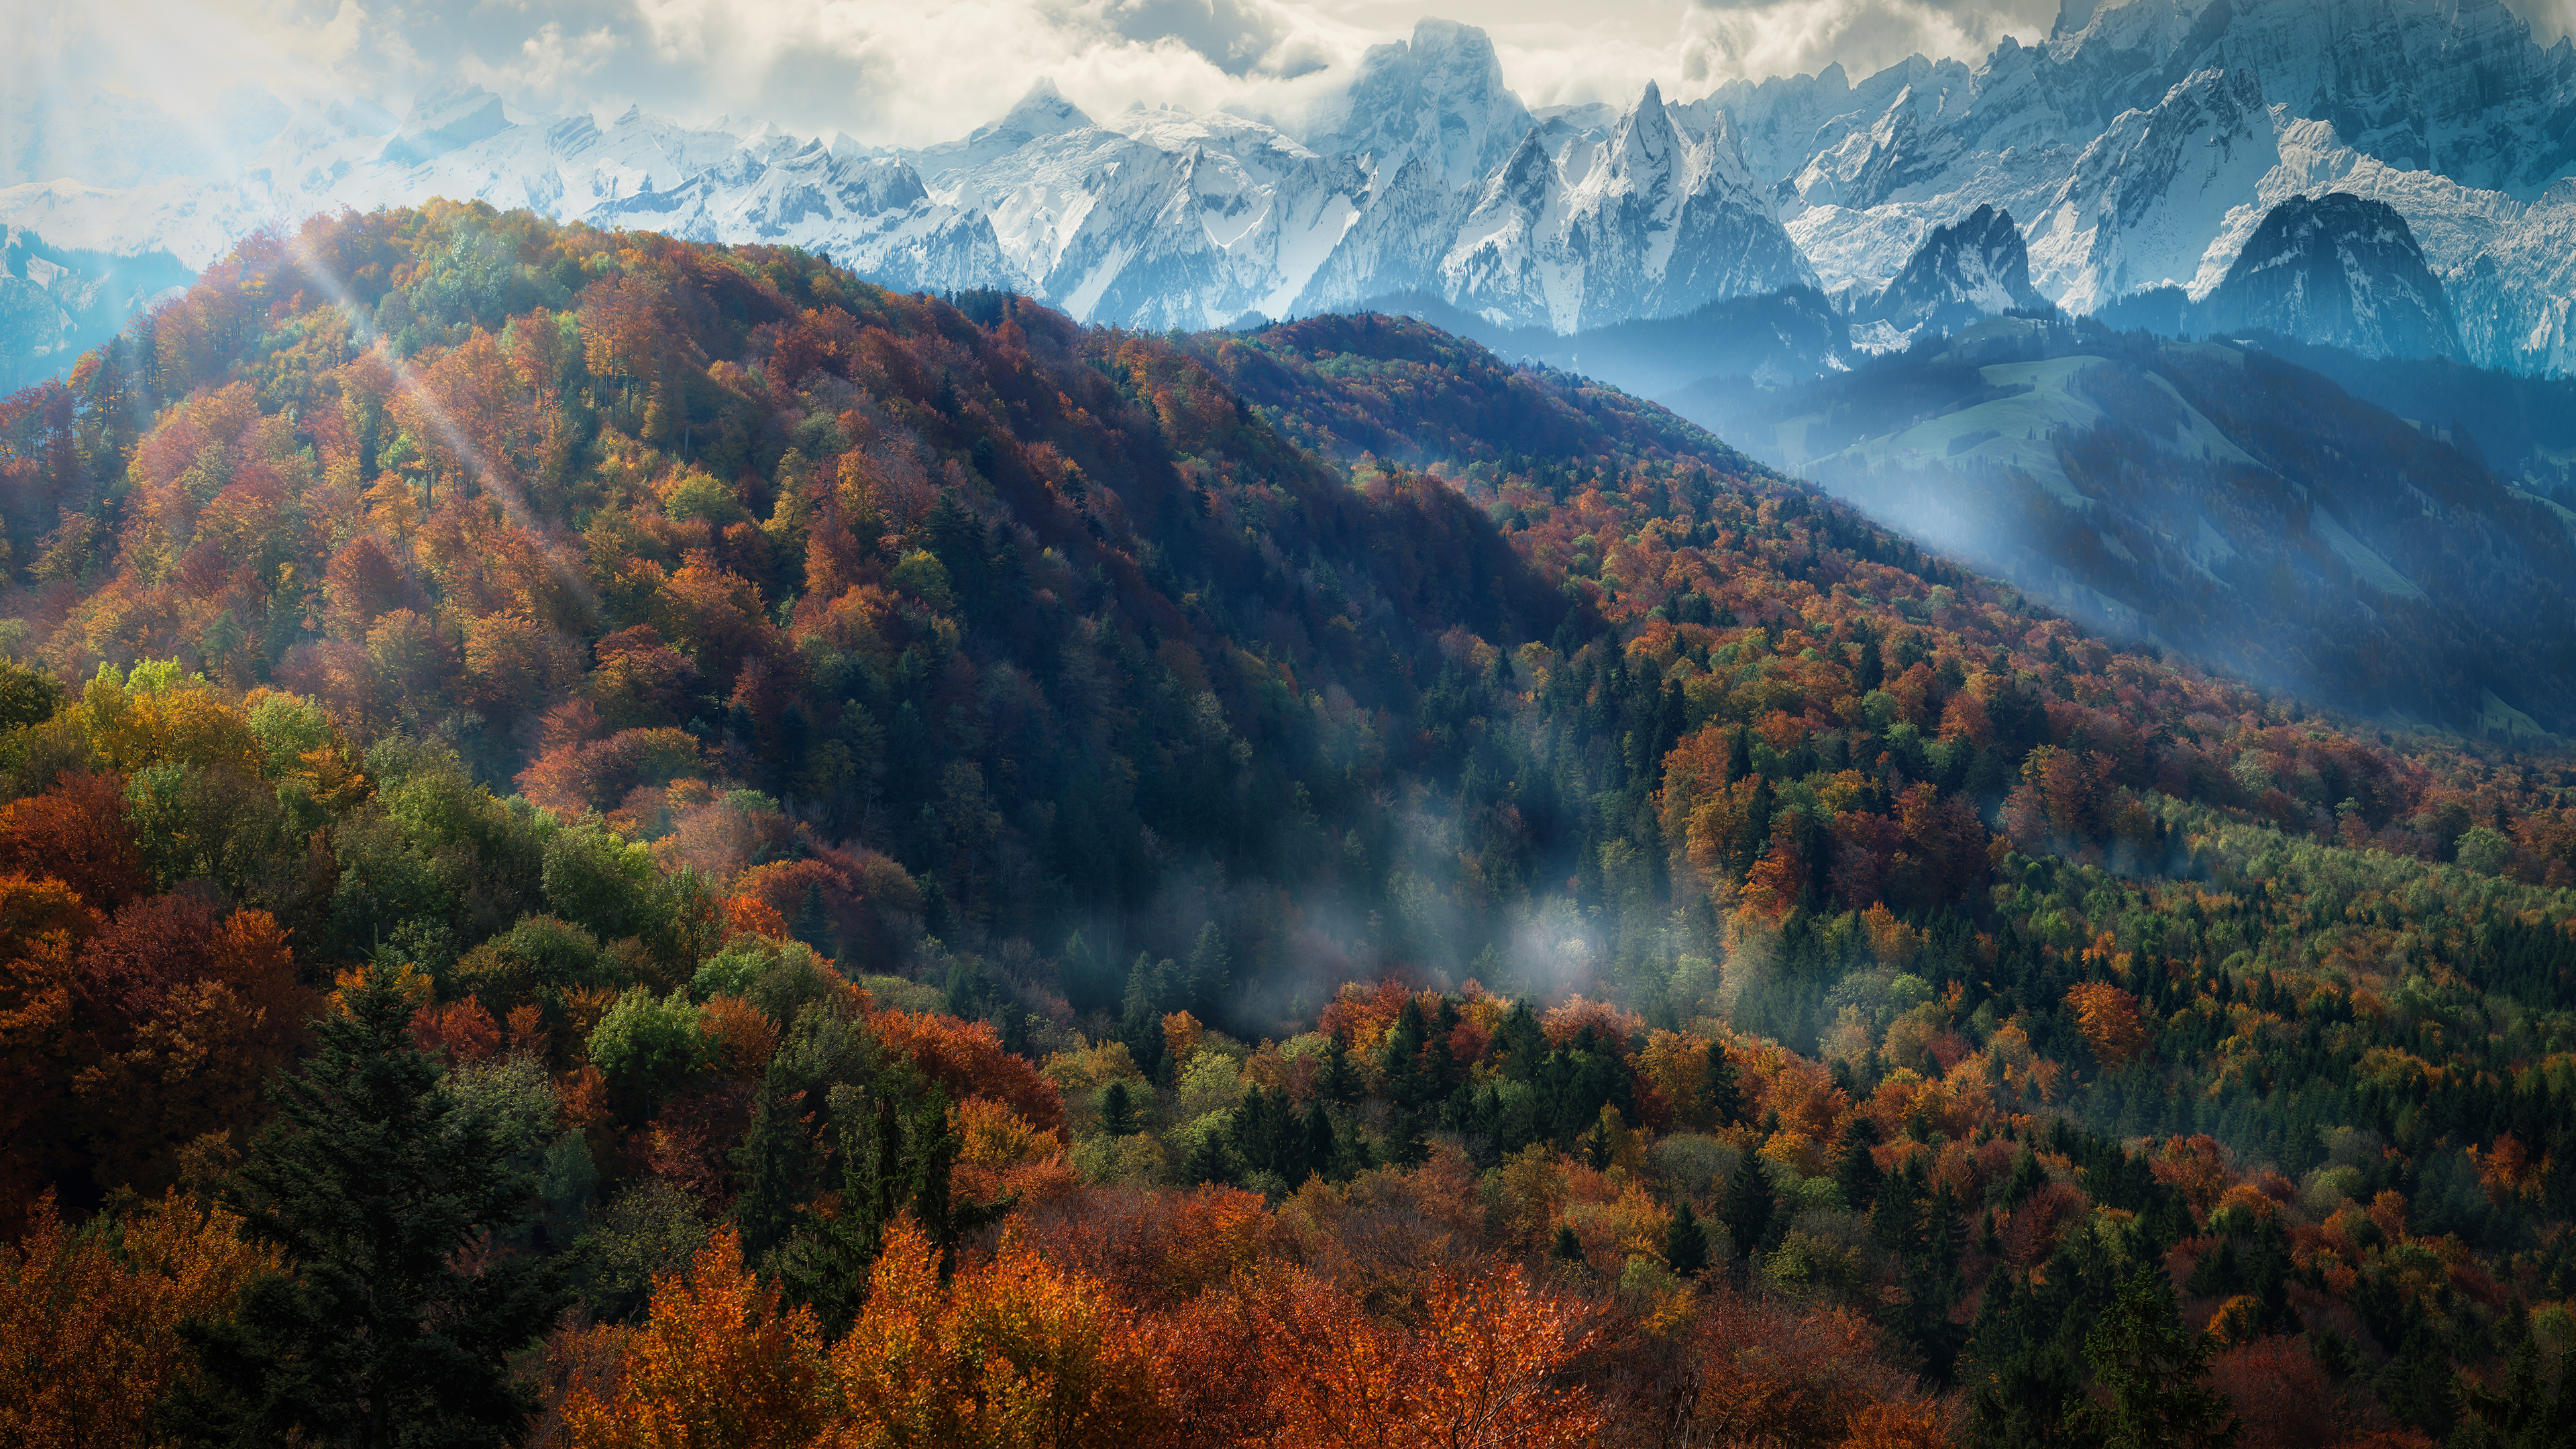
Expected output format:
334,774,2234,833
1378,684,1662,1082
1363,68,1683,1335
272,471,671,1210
3,203,2574,1448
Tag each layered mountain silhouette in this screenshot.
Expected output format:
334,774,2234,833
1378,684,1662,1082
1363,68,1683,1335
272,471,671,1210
7,0,2575,376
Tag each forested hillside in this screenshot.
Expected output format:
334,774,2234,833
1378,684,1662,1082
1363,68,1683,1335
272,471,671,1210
2,204,2573,1448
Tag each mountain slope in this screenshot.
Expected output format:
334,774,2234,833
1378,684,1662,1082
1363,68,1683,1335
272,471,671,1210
0,226,193,392
1673,315,2576,730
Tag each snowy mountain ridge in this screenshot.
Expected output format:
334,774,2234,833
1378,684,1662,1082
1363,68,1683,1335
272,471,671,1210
3,0,2573,373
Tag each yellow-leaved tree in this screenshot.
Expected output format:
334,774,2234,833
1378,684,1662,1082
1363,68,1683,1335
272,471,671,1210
0,1191,280,1449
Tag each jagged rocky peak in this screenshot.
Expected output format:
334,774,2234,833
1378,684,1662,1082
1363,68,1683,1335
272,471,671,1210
908,77,1097,180
1439,73,1816,333
984,78,1093,145
2204,191,2461,360
1308,17,1533,189
1866,205,2046,337
1608,79,1698,184
2037,0,2576,193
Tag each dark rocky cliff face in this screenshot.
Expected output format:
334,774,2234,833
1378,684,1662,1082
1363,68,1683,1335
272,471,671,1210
2202,192,2461,360
1865,205,2047,337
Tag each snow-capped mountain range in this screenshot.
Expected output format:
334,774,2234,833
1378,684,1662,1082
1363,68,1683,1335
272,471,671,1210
4,0,2574,375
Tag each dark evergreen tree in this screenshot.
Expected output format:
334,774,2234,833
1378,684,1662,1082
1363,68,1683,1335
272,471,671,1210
1382,998,1430,1108
1330,1113,1378,1182
166,964,568,1449
1666,1199,1710,1279
1301,1101,1336,1185
1583,1114,1615,1171
1897,1183,1970,1384
1385,1109,1431,1168
1835,1120,1884,1210
2451,1334,2576,1449
1701,1040,1743,1128
1099,1079,1138,1137
1719,1146,1776,1263
1872,1152,1928,1251
1229,1085,1331,1187
2005,1144,2049,1208
733,1006,865,1260
1181,1126,1236,1187
1318,1030,1362,1104
780,1084,1006,1333
2068,1269,2237,1449
1185,922,1231,1010
1968,1317,2090,1447
2375,1324,2458,1440
1497,1001,1548,1081
1424,998,1465,1099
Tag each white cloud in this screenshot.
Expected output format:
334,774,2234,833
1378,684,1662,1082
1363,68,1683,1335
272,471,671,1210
4,0,2567,172
2504,0,2575,43
574,0,1377,142
461,21,626,109
1676,0,2056,90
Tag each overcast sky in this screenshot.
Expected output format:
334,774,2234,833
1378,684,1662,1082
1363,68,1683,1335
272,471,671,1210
15,0,2576,150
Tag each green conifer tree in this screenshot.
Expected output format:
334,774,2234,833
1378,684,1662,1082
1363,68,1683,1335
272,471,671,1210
1719,1147,1776,1263
1701,1040,1743,1128
1330,1114,1377,1182
1666,1199,1711,1279
1185,922,1231,1010
1382,998,1430,1108
167,963,567,1448
1872,1152,1928,1251
1182,1127,1236,1187
1554,1224,1587,1267
1835,1122,1884,1210
1385,1109,1430,1168
1099,1079,1138,1137
779,1084,1008,1334
1300,1102,1336,1186
1583,1114,1615,1171
2005,1144,2049,1208
1496,1001,1548,1082
1318,1032,1363,1104
2068,1269,2237,1449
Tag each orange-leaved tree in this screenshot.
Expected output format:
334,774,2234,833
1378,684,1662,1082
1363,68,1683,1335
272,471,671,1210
0,873,103,1229
1680,1291,1944,1447
564,1225,824,1449
70,898,311,1196
1246,1264,1602,1449
0,771,148,911
823,1216,1157,1448
0,1190,280,1449
2067,981,2150,1068
871,1010,1065,1138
